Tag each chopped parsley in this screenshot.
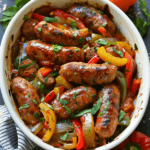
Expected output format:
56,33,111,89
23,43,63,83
43,17,57,22
19,104,29,110
71,21,77,30
91,99,102,115
45,76,48,82
14,57,19,69
60,99,70,105
119,110,126,122
99,10,104,15
63,105,75,118
75,109,91,117
73,33,77,38
31,100,38,105
113,48,124,57
103,22,107,27
74,73,77,75
85,86,88,91
41,97,44,103
38,28,42,34
28,93,30,98
33,112,39,120
56,93,60,101
95,39,108,46
60,132,68,141
18,61,36,69
24,15,28,21
107,42,117,47
75,48,79,52
39,118,45,122
79,37,84,43
86,95,89,98
82,44,88,50
52,45,63,54
72,92,78,99
99,101,110,116
92,94,95,98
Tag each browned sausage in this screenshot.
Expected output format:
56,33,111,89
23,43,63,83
59,62,117,85
22,19,39,40
52,86,97,119
11,77,41,124
26,40,84,66
18,59,39,81
95,84,120,138
67,6,116,36
35,6,54,16
34,21,89,46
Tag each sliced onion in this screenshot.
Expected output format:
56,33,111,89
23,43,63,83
82,113,96,148
30,122,44,135
55,122,74,133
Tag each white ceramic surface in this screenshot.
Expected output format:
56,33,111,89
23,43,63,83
0,0,149,149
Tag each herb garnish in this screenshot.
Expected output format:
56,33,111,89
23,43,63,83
72,92,78,99
45,76,48,82
71,21,77,30
82,44,88,50
95,39,108,46
31,100,38,105
33,112,39,119
75,109,91,117
103,22,107,27
99,101,110,116
113,48,124,57
19,104,29,110
119,110,126,122
14,57,19,69
41,97,44,102
60,132,68,141
38,28,42,34
107,42,117,47
28,93,30,98
79,37,84,43
60,99,70,105
19,61,36,69
91,99,102,115
43,17,57,22
52,45,63,54
56,93,60,101
99,10,104,15
39,118,45,121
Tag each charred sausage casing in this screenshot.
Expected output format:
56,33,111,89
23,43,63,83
95,84,120,138
11,77,41,124
59,62,117,85
26,40,84,66
67,6,116,36
52,86,97,119
34,21,89,46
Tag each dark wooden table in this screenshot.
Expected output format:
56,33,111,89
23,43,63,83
0,0,150,149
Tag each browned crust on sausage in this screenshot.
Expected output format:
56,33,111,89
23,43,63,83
59,62,117,85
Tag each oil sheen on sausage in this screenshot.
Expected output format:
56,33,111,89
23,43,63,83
67,6,116,36
59,62,117,85
34,21,89,46
11,77,41,124
95,84,120,138
26,40,84,66
52,86,97,119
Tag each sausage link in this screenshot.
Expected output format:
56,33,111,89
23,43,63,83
22,19,39,40
95,84,120,138
59,62,117,85
34,21,89,46
11,77,41,124
26,40,84,66
67,6,116,36
18,59,39,81
52,86,97,119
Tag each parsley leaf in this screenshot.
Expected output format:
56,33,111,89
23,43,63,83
113,48,124,57
0,0,30,30
91,99,102,115
72,92,78,99
19,104,29,110
107,42,117,47
52,45,63,54
43,17,57,22
119,110,126,122
63,105,75,118
71,21,77,30
33,112,39,120
14,57,19,69
95,39,108,46
99,101,110,116
60,100,70,105
60,132,68,141
31,100,38,105
75,109,91,117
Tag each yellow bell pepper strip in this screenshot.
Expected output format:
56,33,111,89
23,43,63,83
72,119,86,150
63,137,77,149
80,113,96,148
55,75,74,90
116,42,135,57
32,122,44,135
124,52,134,90
39,103,56,142
97,46,128,66
54,86,65,96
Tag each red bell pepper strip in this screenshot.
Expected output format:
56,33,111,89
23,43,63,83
32,13,45,21
72,119,86,150
39,66,52,77
53,10,86,29
124,52,134,91
88,54,100,64
98,26,112,37
131,78,141,97
44,86,64,103
115,131,150,150
44,121,49,130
